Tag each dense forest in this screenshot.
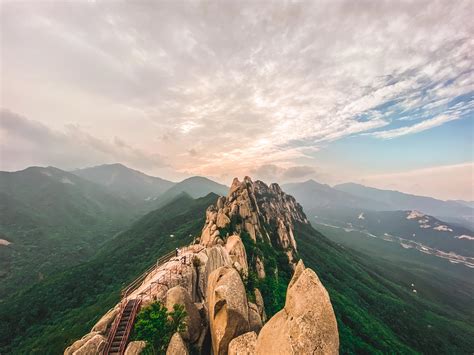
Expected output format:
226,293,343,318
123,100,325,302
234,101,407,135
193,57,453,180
1,194,473,354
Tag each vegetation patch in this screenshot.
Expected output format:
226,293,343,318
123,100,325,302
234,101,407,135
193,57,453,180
240,230,292,317
132,302,187,355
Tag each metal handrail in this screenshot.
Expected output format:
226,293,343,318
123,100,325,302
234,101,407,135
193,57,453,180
118,299,141,355
120,246,205,300
121,250,175,299
103,300,126,355
104,245,207,354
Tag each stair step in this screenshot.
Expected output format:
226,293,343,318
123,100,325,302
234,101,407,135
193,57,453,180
104,300,140,354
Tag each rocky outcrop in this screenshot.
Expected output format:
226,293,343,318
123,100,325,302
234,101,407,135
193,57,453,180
254,289,266,323
248,302,263,334
165,286,202,343
255,257,265,279
71,334,106,355
166,332,189,355
200,206,222,246
124,341,147,355
66,177,338,355
199,177,307,265
91,307,118,334
65,332,100,355
225,235,248,275
195,245,232,301
207,266,250,355
255,260,339,354
228,331,257,355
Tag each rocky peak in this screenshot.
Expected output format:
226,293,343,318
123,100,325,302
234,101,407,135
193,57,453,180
199,176,308,265
66,176,338,355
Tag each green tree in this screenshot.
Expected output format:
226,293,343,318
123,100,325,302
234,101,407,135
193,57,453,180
133,301,187,355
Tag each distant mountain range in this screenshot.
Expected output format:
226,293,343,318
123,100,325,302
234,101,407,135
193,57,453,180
2,179,473,354
0,164,229,300
154,176,228,207
282,180,389,211
71,163,228,208
72,163,174,203
335,182,474,228
2,164,472,299
283,179,474,263
448,200,474,209
283,179,474,230
313,209,474,259
0,166,134,298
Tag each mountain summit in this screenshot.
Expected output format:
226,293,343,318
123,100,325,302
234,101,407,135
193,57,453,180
65,177,338,355
199,176,308,265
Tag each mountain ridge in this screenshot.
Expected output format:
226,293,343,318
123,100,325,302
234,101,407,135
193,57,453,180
72,163,175,203
335,182,474,227
1,177,473,354
0,166,136,299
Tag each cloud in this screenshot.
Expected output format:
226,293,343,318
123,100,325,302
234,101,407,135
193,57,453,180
0,109,166,171
282,166,316,179
188,148,198,157
251,164,317,183
1,1,473,188
371,113,461,139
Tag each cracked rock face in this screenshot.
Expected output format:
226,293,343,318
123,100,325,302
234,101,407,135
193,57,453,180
225,235,249,276
207,266,250,355
165,286,201,343
199,176,308,265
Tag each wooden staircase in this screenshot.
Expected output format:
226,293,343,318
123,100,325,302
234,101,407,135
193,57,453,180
103,299,141,355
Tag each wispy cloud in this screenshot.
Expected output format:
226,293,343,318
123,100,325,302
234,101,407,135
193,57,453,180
0,109,166,171
1,0,473,188
372,114,462,139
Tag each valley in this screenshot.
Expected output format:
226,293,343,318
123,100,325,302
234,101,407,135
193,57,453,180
313,216,474,268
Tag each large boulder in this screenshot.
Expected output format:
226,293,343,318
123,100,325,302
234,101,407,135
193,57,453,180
216,209,231,229
91,307,118,334
166,332,189,355
125,341,147,355
165,286,202,343
255,260,339,354
64,332,99,355
228,331,257,355
197,246,231,300
206,246,232,274
225,235,248,275
71,334,106,355
207,266,250,355
200,206,220,246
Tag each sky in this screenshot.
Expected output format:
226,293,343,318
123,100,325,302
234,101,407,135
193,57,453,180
1,0,473,200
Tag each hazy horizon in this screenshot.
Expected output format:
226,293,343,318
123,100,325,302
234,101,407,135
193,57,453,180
1,0,473,200
2,161,472,203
